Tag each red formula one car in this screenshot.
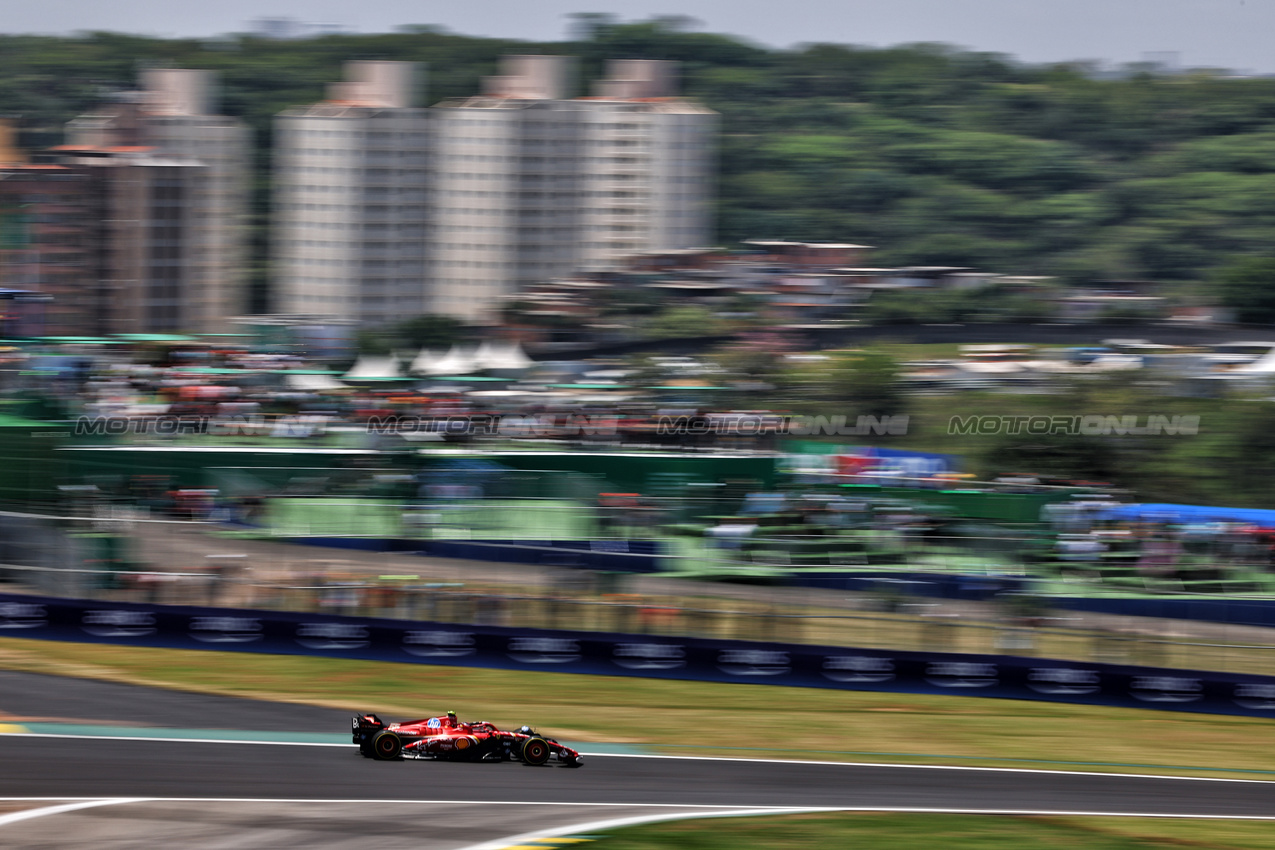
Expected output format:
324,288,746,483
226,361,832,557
351,710,582,767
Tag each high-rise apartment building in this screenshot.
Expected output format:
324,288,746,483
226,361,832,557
2,119,209,337
0,123,87,336
54,145,202,335
427,56,716,322
270,56,717,326
575,60,717,269
66,70,251,333
272,61,430,325
428,56,582,321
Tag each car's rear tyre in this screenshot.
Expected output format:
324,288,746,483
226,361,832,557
371,730,402,760
521,737,551,766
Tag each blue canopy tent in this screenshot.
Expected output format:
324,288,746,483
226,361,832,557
1098,503,1275,526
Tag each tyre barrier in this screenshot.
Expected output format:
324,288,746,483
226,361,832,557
284,537,664,573
3,592,1275,719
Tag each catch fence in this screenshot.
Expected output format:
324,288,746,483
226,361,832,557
4,507,1275,677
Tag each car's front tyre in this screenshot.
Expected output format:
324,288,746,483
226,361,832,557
521,737,551,766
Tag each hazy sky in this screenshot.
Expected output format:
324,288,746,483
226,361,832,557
8,0,1274,73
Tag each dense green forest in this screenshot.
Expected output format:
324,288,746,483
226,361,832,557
5,18,1275,304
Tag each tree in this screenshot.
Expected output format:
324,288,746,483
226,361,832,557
595,286,663,317
982,430,1120,483
356,314,465,355
567,13,618,41
713,330,799,383
822,350,907,419
392,314,465,350
17,30,1275,308
355,329,392,356
1214,256,1275,325
645,305,725,339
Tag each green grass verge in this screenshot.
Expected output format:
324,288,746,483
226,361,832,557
3,637,1275,780
264,498,594,539
588,812,1275,849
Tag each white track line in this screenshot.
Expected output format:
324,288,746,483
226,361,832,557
2,799,1275,818
457,807,846,850
0,732,350,748
460,805,1275,850
0,798,142,829
0,799,801,807
578,754,1275,790
0,800,874,811
2,731,1273,786
0,799,1274,824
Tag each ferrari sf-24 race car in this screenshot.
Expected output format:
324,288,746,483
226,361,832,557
352,710,582,767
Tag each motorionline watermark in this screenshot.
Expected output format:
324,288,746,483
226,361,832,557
74,415,327,437
948,414,1201,436
656,414,910,437
362,413,911,438
367,414,615,438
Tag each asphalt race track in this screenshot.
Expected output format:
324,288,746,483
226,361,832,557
1,672,1273,848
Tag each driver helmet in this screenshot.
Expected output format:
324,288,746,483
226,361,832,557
517,725,533,735
446,710,458,726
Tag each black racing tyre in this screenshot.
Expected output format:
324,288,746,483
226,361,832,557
371,730,402,760
521,737,551,766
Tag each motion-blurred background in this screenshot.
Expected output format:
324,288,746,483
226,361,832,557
3,9,1275,697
